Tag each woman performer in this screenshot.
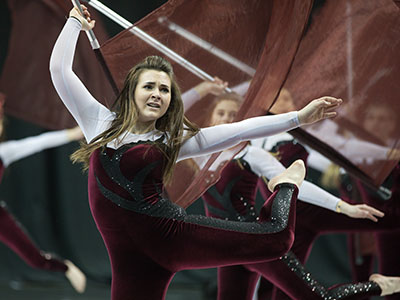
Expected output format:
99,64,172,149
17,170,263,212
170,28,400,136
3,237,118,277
0,97,86,293
49,6,345,300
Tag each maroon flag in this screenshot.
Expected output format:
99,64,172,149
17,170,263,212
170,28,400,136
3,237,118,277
0,0,114,129
100,0,313,207
0,93,5,115
275,0,400,186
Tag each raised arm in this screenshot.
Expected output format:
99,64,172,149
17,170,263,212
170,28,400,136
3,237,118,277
182,79,250,112
0,127,82,167
49,9,113,143
182,77,228,111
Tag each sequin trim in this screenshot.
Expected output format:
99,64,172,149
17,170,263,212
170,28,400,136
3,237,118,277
186,183,295,234
204,177,258,222
281,252,382,299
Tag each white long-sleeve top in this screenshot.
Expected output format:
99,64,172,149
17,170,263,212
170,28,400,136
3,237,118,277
50,18,300,162
0,130,71,167
235,145,340,211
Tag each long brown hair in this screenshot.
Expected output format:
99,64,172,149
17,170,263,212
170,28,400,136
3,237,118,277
71,56,199,183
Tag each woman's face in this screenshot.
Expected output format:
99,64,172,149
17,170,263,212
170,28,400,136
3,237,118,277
134,69,171,124
209,99,240,126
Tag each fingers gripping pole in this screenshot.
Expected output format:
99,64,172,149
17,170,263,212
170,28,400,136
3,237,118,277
86,0,231,92
71,0,100,49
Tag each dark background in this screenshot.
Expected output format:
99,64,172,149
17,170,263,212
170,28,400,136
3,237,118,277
0,1,377,299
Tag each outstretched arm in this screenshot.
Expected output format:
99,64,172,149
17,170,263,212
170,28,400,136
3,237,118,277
178,111,300,160
0,127,82,167
49,7,113,143
244,145,383,221
179,97,342,160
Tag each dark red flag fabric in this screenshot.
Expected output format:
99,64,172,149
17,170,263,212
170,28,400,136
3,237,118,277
0,0,113,129
0,93,5,115
100,0,313,207
274,0,400,186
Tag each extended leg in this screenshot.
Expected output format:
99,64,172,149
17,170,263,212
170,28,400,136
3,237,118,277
0,202,67,272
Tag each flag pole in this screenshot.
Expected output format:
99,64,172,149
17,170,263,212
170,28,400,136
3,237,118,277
70,0,120,98
158,17,256,77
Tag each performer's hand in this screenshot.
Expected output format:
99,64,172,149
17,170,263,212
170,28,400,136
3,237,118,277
387,148,400,161
66,126,84,141
194,77,228,98
298,97,342,125
339,201,384,222
69,5,95,31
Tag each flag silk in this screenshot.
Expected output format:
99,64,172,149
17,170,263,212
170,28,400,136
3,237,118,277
0,0,114,129
276,0,400,186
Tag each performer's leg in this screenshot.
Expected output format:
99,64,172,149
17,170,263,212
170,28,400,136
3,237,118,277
347,233,375,300
0,202,66,272
247,252,382,300
347,233,375,282
0,202,86,293
162,183,298,270
217,265,259,300
101,227,175,300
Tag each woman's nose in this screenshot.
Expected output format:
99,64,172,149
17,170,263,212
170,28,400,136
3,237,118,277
151,90,161,99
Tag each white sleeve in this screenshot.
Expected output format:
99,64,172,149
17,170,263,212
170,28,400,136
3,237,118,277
242,145,286,178
178,111,299,161
182,88,202,111
50,18,114,143
305,147,333,173
297,180,340,211
0,130,72,167
244,145,339,211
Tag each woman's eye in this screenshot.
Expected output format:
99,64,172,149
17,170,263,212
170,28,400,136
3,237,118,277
144,85,153,90
161,88,170,93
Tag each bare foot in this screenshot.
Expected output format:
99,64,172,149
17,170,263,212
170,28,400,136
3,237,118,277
369,274,400,296
65,260,86,293
267,159,305,192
